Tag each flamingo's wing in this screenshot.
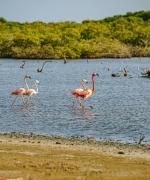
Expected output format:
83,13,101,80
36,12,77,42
71,88,92,99
71,88,84,97
78,89,92,99
76,89,93,99
24,89,35,96
11,88,25,96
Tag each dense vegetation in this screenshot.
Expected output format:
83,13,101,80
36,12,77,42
0,11,150,59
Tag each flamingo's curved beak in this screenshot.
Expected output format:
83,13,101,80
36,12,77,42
92,72,99,77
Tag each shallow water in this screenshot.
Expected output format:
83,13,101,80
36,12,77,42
0,58,150,144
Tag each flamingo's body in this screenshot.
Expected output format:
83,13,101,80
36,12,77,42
71,73,99,107
71,79,88,98
11,75,31,96
11,88,26,96
11,88,37,97
24,89,37,96
72,89,93,102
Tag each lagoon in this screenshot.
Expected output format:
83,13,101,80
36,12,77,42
0,58,150,144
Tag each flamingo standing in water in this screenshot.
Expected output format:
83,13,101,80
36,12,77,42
71,79,88,106
71,73,99,107
11,75,39,105
11,75,31,105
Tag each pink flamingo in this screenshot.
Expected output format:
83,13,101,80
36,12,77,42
11,75,31,105
71,79,88,106
71,73,99,107
11,75,39,105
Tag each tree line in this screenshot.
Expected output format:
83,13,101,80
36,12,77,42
0,11,150,59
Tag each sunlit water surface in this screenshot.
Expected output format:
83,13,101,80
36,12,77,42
0,58,150,144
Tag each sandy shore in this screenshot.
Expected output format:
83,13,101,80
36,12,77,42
0,133,150,180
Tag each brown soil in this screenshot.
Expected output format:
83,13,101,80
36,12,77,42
0,133,150,180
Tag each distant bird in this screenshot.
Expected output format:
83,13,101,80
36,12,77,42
37,61,51,72
71,73,99,107
112,67,129,77
141,69,150,78
64,56,67,64
20,60,26,69
111,72,121,77
123,68,128,77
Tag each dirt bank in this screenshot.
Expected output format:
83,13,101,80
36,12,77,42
0,133,150,180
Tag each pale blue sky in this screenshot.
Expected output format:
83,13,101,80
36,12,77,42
0,0,149,22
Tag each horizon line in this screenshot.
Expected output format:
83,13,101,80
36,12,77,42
0,10,148,23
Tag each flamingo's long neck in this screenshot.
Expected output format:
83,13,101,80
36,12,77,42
92,75,95,92
82,81,86,90
34,81,38,93
24,78,29,89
